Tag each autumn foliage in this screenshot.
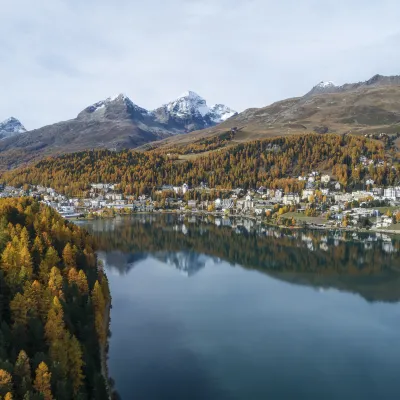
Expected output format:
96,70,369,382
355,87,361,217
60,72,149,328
0,198,111,399
0,134,394,197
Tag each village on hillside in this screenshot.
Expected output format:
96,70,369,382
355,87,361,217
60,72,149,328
2,162,400,235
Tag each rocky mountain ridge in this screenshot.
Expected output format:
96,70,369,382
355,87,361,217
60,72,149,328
0,91,236,168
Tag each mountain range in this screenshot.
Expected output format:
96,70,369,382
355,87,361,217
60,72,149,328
0,92,236,168
147,74,400,152
1,73,400,168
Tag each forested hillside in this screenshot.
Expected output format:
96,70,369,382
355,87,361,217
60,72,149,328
0,198,110,399
2,134,396,197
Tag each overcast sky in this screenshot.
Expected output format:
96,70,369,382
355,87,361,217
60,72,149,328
1,0,399,130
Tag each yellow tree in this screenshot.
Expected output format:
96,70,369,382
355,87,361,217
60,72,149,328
34,362,53,400
0,369,12,396
68,267,89,294
1,242,19,287
19,227,30,248
67,268,79,287
48,267,63,298
100,275,111,304
62,243,76,269
77,270,89,295
19,246,33,283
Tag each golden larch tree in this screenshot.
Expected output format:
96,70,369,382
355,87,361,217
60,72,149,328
34,362,53,400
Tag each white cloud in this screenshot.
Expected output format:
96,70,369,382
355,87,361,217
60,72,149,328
0,0,399,129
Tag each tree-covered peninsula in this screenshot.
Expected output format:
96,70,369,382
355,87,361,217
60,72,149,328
0,198,110,399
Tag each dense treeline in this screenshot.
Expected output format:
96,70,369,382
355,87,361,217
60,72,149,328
0,198,110,399
1,134,396,197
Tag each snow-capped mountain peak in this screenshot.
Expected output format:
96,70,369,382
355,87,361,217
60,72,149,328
0,117,26,138
158,91,237,126
77,90,236,134
165,90,210,118
305,81,340,97
177,90,204,101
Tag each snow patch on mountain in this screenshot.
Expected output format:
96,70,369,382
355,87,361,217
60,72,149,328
0,117,26,138
316,81,336,88
83,93,149,116
209,104,237,123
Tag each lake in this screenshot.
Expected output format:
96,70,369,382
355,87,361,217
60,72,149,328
79,214,400,399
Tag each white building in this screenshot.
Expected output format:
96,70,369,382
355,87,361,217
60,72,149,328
182,183,189,194
302,189,315,200
383,187,400,200
352,191,373,201
283,194,300,205
244,195,254,210
334,193,353,203
173,183,189,195
58,205,75,214
321,174,331,184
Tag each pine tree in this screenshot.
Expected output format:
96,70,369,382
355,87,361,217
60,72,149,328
33,362,53,400
14,350,32,396
10,293,28,327
25,280,50,321
44,297,68,376
31,236,44,268
67,335,84,394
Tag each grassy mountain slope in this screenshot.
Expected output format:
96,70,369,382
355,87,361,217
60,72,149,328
144,84,400,154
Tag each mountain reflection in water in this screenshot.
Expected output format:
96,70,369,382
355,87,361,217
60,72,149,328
80,214,400,303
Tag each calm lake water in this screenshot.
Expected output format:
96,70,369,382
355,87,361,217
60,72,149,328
79,215,400,400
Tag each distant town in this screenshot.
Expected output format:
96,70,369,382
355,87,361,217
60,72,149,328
3,163,400,236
